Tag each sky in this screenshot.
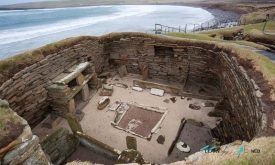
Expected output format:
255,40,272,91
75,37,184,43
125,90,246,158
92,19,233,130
0,0,52,5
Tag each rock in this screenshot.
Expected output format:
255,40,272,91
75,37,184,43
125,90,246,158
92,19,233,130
118,65,128,78
109,101,121,111
189,104,201,110
170,97,177,103
256,90,263,98
99,84,113,96
0,99,10,108
202,102,215,107
150,88,164,96
114,83,128,88
232,140,243,145
163,99,170,103
132,86,143,92
22,146,51,165
3,135,39,165
157,135,165,144
97,97,110,110
116,149,145,164
187,119,204,127
187,98,192,101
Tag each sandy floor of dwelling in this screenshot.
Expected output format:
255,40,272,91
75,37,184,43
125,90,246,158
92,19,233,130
58,73,222,164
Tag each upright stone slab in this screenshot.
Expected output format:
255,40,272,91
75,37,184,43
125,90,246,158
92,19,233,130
69,99,75,113
81,84,90,102
76,74,85,85
141,63,148,80
66,113,83,134
118,65,128,78
126,136,137,150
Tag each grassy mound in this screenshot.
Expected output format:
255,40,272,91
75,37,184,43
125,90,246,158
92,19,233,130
195,137,275,165
245,29,275,46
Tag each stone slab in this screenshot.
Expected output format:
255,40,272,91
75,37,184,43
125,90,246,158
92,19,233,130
118,65,128,78
52,62,90,85
150,88,164,97
81,84,90,102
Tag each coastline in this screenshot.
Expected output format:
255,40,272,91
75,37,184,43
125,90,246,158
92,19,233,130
0,3,242,31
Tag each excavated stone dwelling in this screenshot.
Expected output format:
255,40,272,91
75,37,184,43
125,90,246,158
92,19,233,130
0,32,274,165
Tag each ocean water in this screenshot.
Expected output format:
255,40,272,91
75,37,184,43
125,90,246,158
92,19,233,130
0,5,214,59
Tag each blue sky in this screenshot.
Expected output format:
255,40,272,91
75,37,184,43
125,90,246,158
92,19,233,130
0,0,51,5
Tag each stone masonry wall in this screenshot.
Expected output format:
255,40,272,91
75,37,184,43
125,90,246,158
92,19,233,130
105,37,220,85
211,52,264,143
0,34,264,143
0,99,51,165
0,40,104,127
104,36,263,142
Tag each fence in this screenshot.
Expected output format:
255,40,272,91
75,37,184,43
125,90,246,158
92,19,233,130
154,22,239,34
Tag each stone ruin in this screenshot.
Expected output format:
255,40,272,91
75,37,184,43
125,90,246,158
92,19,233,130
0,32,272,164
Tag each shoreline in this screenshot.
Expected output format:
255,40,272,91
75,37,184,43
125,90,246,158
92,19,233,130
0,3,242,31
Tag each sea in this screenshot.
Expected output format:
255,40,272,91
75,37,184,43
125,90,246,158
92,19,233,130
0,5,214,59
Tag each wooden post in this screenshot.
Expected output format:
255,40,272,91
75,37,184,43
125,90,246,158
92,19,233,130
66,113,83,134
179,26,180,32
155,24,157,34
185,24,187,33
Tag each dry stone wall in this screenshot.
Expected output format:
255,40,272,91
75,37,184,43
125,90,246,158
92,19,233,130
0,40,104,127
105,37,220,85
211,53,264,143
104,36,263,142
0,99,51,165
0,34,264,144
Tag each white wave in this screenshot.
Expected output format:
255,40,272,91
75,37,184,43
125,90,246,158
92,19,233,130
0,5,156,45
36,5,113,11
0,10,24,13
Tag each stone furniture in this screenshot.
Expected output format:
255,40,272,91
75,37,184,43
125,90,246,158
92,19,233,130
47,62,95,118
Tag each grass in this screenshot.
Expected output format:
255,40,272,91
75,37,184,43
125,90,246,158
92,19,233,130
195,137,275,165
167,32,268,50
0,36,97,84
0,107,23,141
167,32,223,41
199,22,275,35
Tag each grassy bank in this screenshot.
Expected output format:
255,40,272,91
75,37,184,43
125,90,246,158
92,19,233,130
167,21,275,50
167,32,267,50
196,137,275,165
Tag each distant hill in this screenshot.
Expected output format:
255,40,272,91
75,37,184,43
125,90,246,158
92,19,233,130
0,0,274,10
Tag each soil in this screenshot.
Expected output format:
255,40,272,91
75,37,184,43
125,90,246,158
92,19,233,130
0,121,24,149
165,122,213,163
